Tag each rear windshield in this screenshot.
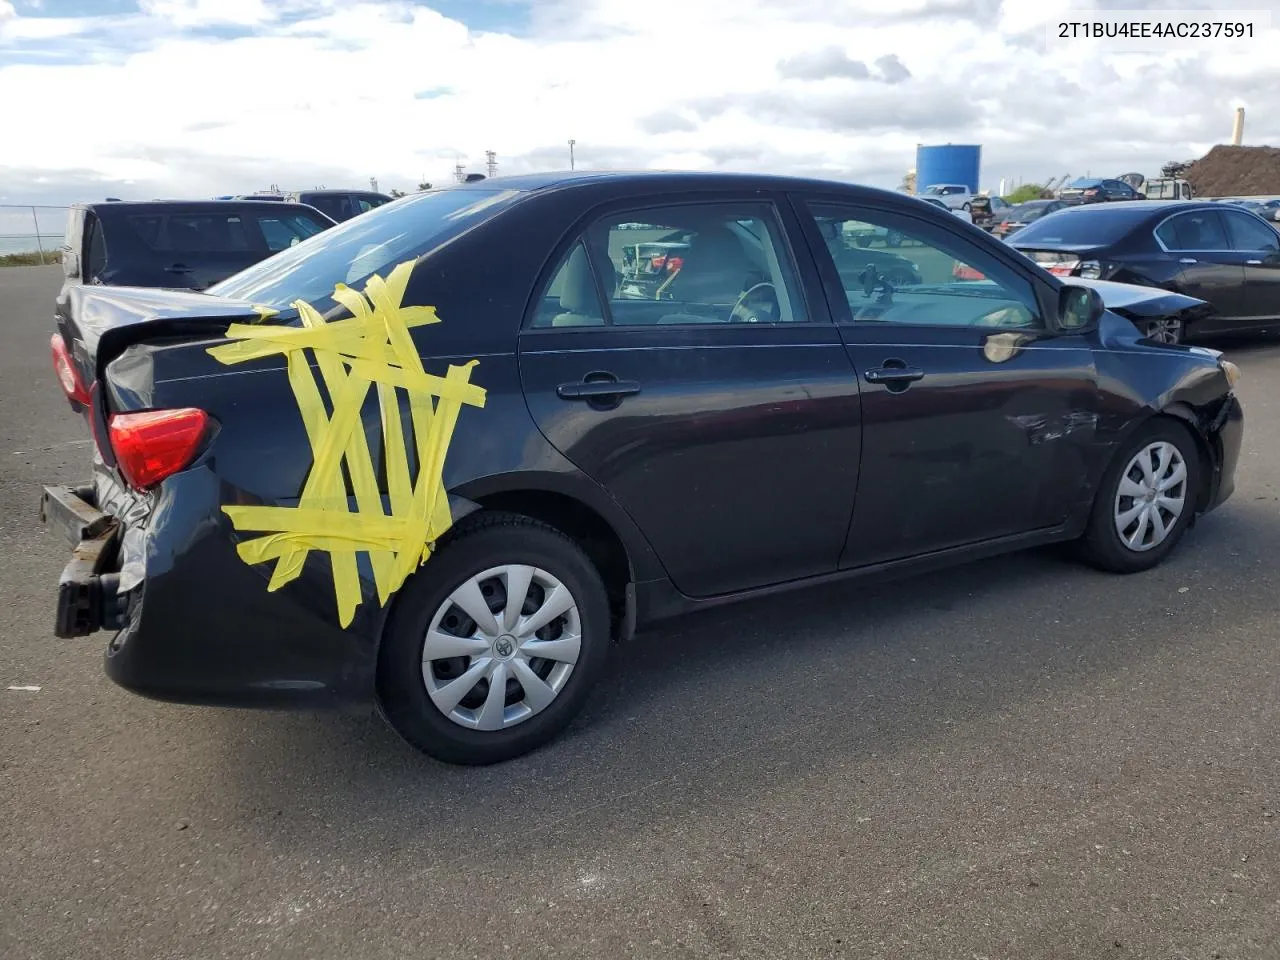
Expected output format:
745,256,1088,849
207,187,525,311
1008,202,1054,220
1010,206,1150,246
122,209,331,256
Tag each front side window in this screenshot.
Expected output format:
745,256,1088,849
1222,210,1280,252
805,201,1043,330
1155,211,1229,251
532,202,809,328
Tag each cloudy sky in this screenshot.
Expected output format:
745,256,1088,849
1,0,1277,205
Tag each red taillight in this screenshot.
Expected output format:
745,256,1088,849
666,256,683,272
108,408,210,490
50,333,90,405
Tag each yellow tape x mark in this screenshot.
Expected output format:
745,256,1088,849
208,259,487,627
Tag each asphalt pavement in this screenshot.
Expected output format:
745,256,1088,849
2,264,1279,960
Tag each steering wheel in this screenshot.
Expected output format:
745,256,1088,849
729,281,778,323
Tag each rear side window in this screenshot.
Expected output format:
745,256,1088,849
127,214,256,254
356,196,389,213
207,187,525,310
530,202,808,328
1155,211,1229,251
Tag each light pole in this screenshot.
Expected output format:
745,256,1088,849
568,139,575,170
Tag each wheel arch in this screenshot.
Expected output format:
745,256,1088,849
1111,404,1216,514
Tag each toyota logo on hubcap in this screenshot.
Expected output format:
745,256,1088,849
494,636,515,658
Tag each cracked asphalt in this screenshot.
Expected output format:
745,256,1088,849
2,264,1278,959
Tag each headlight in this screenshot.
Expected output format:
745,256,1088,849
1078,260,1102,279
1221,359,1241,390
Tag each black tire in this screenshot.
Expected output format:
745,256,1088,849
1077,418,1202,574
376,513,612,765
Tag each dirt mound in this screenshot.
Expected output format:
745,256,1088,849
1186,145,1280,197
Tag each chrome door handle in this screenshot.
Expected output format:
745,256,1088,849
1247,259,1262,265
1179,258,1198,264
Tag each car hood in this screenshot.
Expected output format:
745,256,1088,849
1064,277,1212,319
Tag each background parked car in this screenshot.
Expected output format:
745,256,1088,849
1057,178,1144,205
919,196,974,223
1008,199,1280,342
56,199,336,293
288,189,394,222
992,199,1069,239
918,183,979,211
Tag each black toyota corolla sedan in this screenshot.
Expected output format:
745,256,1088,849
1008,199,1280,343
42,171,1243,765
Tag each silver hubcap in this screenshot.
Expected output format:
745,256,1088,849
1113,441,1187,552
1146,318,1182,344
422,565,582,731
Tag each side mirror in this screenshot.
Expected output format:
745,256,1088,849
62,250,80,279
1058,283,1103,333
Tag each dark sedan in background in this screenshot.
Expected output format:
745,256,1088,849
42,171,1242,765
992,199,1069,239
57,199,336,293
1008,199,1280,343
1058,177,1144,205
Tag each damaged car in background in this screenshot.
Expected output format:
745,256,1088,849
40,171,1243,766
1009,199,1280,343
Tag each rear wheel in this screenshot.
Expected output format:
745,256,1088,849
1077,419,1201,573
377,514,612,765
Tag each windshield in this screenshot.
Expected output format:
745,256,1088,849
1011,206,1149,246
207,187,525,310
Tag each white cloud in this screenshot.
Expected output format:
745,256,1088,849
0,0,1278,204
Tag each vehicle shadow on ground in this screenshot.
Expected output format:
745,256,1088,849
203,497,1272,867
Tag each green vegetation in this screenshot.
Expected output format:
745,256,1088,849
1,250,62,268
1004,183,1048,204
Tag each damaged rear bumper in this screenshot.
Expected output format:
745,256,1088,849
39,483,131,638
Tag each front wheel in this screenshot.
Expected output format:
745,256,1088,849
1144,317,1183,344
377,514,612,765
1077,419,1202,574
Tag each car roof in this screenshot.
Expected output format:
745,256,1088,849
76,199,328,215
295,188,388,196
443,169,925,205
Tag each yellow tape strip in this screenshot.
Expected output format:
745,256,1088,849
207,258,487,627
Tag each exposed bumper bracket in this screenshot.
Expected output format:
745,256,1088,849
40,484,124,639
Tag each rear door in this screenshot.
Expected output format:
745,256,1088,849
1153,209,1248,325
1220,207,1280,321
793,195,1100,568
518,195,864,598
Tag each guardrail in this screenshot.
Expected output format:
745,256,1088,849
0,205,69,264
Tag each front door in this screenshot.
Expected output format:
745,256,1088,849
518,197,863,598
1220,207,1280,322
1153,209,1248,327
794,196,1101,569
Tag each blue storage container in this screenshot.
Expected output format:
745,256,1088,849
915,144,982,195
